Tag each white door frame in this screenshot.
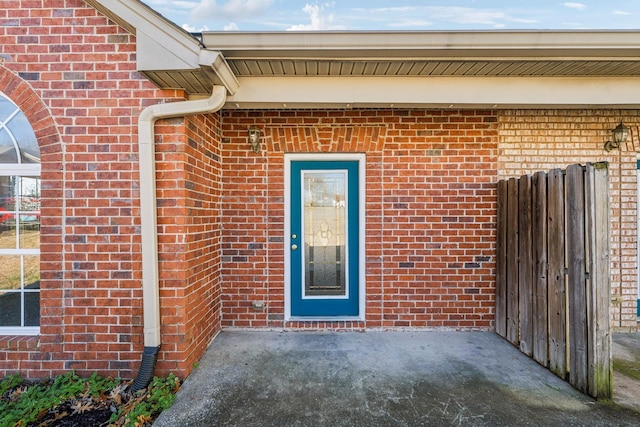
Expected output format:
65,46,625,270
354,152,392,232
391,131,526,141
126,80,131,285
284,153,366,321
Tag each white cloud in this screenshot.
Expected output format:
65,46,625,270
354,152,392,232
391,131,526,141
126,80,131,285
182,23,210,32
563,3,587,11
354,6,537,28
287,3,344,31
613,10,632,16
427,7,537,26
562,21,588,28
451,10,537,25
386,19,434,28
190,0,273,21
224,22,239,30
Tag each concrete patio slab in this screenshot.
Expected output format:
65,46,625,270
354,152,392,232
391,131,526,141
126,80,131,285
154,331,640,426
613,333,640,413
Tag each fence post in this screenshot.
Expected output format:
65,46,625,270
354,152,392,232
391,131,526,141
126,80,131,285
585,163,612,398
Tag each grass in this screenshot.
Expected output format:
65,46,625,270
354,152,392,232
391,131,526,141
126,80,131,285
0,228,40,291
613,358,640,381
0,372,180,427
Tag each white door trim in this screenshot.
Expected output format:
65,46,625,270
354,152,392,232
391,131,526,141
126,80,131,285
284,153,366,321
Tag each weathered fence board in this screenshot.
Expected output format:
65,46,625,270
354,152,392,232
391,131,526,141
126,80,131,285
506,178,519,346
585,164,612,399
495,163,611,399
566,164,588,393
532,171,548,367
518,175,533,356
495,180,508,338
547,169,567,379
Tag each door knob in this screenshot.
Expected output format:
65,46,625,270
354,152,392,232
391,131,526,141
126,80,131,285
291,244,298,250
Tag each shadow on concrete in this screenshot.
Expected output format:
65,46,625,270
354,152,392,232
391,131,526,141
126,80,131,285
155,331,640,426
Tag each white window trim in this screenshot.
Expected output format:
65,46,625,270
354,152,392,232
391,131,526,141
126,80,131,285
0,326,39,336
1,164,40,176
0,167,41,336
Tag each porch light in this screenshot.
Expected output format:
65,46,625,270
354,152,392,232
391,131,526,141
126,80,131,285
604,121,629,151
248,126,261,153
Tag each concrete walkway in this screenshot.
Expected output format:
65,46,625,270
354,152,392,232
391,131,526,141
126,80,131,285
613,333,640,413
155,331,640,426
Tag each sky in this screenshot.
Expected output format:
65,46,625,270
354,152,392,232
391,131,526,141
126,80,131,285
143,0,640,33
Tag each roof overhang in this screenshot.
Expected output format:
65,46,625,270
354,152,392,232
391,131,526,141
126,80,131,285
84,0,238,95
84,1,640,109
203,30,640,109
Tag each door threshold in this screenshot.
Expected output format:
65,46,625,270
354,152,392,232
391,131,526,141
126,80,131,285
288,316,364,322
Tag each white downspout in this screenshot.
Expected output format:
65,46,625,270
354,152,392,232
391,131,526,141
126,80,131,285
131,84,227,390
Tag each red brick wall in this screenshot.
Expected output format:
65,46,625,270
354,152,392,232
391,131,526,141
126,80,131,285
2,0,636,383
154,114,223,376
220,110,498,330
0,65,61,377
0,0,185,379
498,110,640,331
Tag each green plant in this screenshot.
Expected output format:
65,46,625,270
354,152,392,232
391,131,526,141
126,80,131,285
1,371,79,426
111,374,180,427
0,372,178,427
0,374,22,396
85,371,121,397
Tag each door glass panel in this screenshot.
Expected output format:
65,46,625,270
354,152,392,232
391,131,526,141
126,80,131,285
303,171,347,297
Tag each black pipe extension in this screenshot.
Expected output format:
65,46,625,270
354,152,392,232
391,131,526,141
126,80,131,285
131,345,160,392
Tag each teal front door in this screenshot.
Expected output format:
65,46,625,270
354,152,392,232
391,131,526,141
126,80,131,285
289,159,361,317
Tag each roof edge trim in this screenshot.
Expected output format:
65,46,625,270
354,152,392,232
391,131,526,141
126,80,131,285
202,30,640,59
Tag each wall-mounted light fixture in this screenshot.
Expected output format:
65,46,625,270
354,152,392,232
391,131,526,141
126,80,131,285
248,126,261,153
604,121,630,151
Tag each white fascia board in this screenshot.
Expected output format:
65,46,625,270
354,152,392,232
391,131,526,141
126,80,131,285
199,50,240,95
225,76,640,109
203,30,640,59
85,0,202,70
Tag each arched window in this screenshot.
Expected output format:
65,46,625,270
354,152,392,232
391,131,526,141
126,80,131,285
0,91,40,335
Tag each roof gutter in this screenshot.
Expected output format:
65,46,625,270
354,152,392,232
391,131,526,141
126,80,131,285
131,84,227,391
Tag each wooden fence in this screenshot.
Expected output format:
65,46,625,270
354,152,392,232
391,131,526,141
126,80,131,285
495,163,612,399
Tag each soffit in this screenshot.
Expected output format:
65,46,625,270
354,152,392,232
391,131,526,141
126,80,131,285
200,30,640,79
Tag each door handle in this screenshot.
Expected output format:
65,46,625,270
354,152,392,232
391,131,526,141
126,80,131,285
291,244,298,250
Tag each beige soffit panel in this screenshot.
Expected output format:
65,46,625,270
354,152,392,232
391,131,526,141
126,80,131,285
224,76,640,109
203,30,640,80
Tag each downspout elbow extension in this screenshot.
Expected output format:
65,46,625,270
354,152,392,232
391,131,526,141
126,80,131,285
131,346,160,392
